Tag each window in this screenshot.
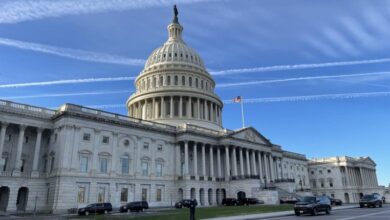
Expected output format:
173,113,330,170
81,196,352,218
7,134,11,142
102,136,109,144
54,133,58,142
120,188,128,202
50,157,55,172
159,76,163,86
327,169,331,173
25,136,29,143
189,77,192,86
201,80,204,89
43,158,48,173
195,78,198,87
121,156,129,174
142,188,148,201
167,76,171,85
156,163,162,177
83,133,91,141
100,158,108,173
157,144,163,151
123,139,130,146
156,188,162,202
78,186,86,203
174,76,178,85
182,76,185,85
153,77,156,88
80,156,89,172
143,142,149,150
142,162,149,176
311,171,314,175
1,157,7,171
319,170,323,174
98,187,105,202
20,159,25,172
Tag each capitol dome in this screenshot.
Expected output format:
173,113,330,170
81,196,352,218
127,6,223,130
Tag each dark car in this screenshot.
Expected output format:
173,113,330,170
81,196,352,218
327,197,343,206
238,198,264,205
359,194,382,208
222,198,238,206
78,203,112,215
175,199,196,208
294,196,331,216
120,201,149,212
280,196,299,204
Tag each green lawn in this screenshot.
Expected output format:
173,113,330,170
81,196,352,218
73,204,293,220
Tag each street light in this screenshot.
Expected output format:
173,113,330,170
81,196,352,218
263,176,267,189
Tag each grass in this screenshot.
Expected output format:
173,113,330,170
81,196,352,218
72,204,293,220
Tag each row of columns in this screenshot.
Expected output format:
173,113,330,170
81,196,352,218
345,166,378,187
0,122,44,177
129,96,222,124
178,141,280,183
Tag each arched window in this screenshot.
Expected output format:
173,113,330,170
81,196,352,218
201,80,204,89
174,75,178,85
195,78,198,88
167,76,171,86
159,76,163,86
153,77,156,88
182,76,185,86
120,154,130,174
189,77,192,87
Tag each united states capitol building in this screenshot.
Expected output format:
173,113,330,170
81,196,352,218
0,8,384,213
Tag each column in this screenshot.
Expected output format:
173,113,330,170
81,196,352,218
225,146,230,180
239,148,244,176
110,132,118,174
152,98,156,119
269,156,275,181
245,149,250,176
13,124,27,176
31,128,44,176
197,98,200,120
179,96,183,117
232,147,238,177
345,166,350,186
217,147,222,178
184,141,189,177
188,97,192,118
0,123,8,167
257,152,264,182
176,144,181,176
209,146,214,179
210,103,214,122
161,97,165,118
204,100,207,120
201,144,206,177
170,96,174,118
193,143,198,179
264,153,270,181
251,151,257,176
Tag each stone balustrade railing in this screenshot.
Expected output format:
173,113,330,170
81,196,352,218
0,99,56,117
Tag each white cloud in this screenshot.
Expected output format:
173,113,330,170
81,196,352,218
0,37,145,66
223,91,390,104
322,27,361,56
0,76,135,88
1,90,131,100
216,71,390,88
0,0,215,24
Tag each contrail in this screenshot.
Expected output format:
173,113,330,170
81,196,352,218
223,91,390,104
0,0,215,24
0,37,145,66
1,90,132,100
210,58,390,76
0,76,136,88
217,71,390,88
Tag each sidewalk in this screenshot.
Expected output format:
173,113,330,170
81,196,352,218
203,205,358,220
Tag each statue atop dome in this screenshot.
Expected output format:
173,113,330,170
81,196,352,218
173,5,179,23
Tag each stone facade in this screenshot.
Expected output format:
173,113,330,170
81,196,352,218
308,156,382,203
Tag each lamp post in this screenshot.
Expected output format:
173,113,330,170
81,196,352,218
263,176,267,189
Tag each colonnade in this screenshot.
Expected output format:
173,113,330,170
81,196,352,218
177,141,282,183
345,166,378,187
129,96,222,124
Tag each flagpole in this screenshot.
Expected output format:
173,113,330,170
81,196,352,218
241,98,245,128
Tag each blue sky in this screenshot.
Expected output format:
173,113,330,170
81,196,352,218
0,0,389,185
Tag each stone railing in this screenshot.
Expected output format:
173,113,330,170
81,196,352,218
177,123,227,136
58,104,176,132
0,171,12,177
0,99,56,117
282,151,307,160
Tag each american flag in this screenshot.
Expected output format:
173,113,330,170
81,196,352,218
233,96,242,103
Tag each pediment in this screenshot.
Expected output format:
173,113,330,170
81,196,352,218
360,157,376,166
228,127,271,145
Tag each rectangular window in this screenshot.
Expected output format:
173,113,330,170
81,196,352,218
98,187,105,202
143,142,149,150
83,133,91,141
7,134,11,142
142,162,149,176
156,163,162,177
1,157,7,171
50,157,55,172
120,188,128,202
102,136,109,144
78,186,86,203
156,188,162,202
43,158,48,173
121,157,129,174
142,188,148,201
80,156,88,172
20,159,25,172
100,158,108,173
25,136,29,143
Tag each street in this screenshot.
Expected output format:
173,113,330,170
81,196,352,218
261,204,390,220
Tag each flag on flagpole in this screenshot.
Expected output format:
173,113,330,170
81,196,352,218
233,96,242,103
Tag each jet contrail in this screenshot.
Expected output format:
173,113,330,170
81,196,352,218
223,91,390,104
216,71,390,88
0,37,145,66
0,0,215,24
1,90,132,100
210,58,390,76
0,76,136,88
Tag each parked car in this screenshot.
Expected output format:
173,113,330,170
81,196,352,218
294,196,331,216
78,203,112,215
174,199,196,208
280,196,299,204
238,198,264,205
120,201,149,212
327,196,343,206
359,194,382,208
222,198,239,206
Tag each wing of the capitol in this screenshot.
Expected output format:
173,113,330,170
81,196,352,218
0,7,387,213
